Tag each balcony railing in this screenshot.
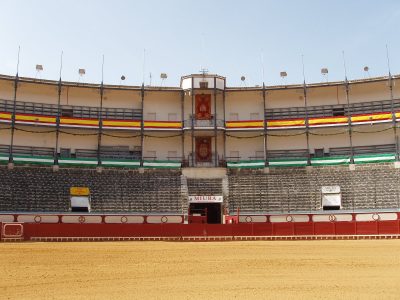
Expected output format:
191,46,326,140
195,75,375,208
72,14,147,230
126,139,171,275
74,147,141,160
225,156,241,162
329,144,396,156
185,153,225,167
0,98,142,120
184,116,224,128
0,144,142,160
0,145,54,157
265,98,400,120
267,149,309,159
2,97,400,127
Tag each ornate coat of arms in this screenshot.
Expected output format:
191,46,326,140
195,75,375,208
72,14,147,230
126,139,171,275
196,137,212,162
195,94,211,120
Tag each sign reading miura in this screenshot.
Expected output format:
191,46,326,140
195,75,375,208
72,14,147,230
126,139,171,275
188,196,223,203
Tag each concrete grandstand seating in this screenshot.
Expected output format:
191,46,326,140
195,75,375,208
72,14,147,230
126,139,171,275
186,178,223,196
0,167,182,213
1,163,399,215
228,164,400,213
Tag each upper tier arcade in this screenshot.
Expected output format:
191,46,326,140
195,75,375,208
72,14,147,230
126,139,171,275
1,72,400,169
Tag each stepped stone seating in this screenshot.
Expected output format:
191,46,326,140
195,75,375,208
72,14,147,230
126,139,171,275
228,164,400,213
186,178,223,196
0,166,182,213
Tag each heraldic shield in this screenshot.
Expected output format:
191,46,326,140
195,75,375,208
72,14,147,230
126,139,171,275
195,94,211,120
195,137,212,162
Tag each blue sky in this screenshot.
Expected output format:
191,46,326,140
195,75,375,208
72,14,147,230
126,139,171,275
1,0,400,86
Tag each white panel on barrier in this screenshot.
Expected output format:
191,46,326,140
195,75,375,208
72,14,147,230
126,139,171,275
0,215,14,222
146,216,182,224
270,215,310,223
62,215,102,224
334,214,353,222
17,215,59,223
312,214,352,222
312,215,331,222
356,214,375,222
270,215,290,223
239,216,267,223
355,213,397,222
379,213,398,221
104,216,145,224
292,215,310,222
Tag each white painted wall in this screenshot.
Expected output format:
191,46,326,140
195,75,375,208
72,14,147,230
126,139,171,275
145,91,181,120
144,133,181,160
102,89,141,109
226,134,263,160
226,90,264,120
0,79,14,100
17,82,58,104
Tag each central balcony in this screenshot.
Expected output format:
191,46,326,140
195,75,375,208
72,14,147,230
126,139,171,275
183,153,225,167
183,115,225,130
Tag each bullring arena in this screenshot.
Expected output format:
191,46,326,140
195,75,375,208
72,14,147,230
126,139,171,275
2,67,400,298
1,240,400,299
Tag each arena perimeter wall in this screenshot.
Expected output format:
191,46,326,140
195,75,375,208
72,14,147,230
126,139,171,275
2,215,400,241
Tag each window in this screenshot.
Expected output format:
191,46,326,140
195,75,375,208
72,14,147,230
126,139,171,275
60,148,71,158
168,113,177,121
147,112,156,120
229,113,239,121
332,107,345,116
314,148,325,158
168,151,178,160
250,113,260,120
229,151,240,161
61,108,73,117
255,151,264,159
146,151,156,160
199,81,208,89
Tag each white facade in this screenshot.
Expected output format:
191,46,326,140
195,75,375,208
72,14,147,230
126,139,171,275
0,72,399,167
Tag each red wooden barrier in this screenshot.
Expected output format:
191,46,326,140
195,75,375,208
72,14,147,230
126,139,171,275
2,213,400,241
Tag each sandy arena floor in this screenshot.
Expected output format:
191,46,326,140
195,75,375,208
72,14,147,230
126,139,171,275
0,240,400,299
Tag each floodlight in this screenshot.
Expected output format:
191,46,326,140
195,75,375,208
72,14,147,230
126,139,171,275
363,66,371,78
321,68,329,75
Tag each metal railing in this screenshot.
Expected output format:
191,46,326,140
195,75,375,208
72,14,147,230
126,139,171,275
0,98,142,120
166,156,183,161
225,156,241,162
329,144,396,156
0,144,141,160
184,115,224,128
74,148,141,160
265,98,400,120
186,152,224,167
267,149,309,159
0,145,54,157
